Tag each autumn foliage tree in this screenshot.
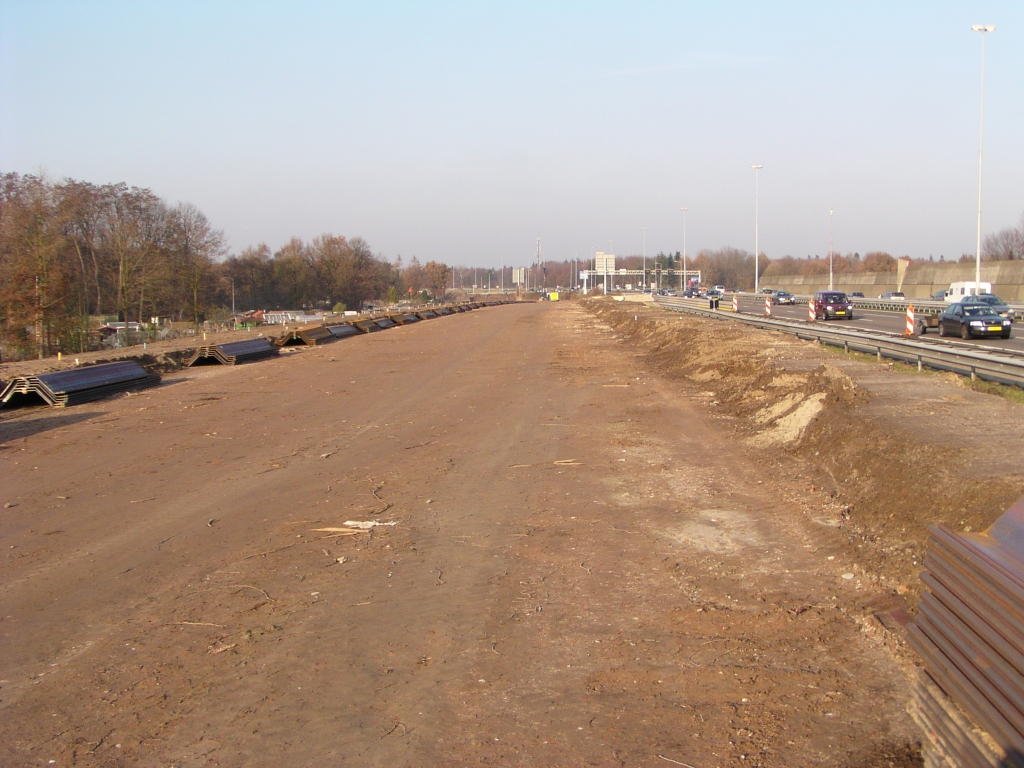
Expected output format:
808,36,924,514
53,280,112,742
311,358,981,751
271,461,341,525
1,172,407,359
423,261,452,300
983,212,1024,261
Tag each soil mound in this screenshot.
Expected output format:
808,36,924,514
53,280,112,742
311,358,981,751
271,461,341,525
583,299,1024,601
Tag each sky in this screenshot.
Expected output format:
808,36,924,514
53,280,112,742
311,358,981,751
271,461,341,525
2,2,1022,269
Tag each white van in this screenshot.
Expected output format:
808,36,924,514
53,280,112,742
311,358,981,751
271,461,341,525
945,281,991,303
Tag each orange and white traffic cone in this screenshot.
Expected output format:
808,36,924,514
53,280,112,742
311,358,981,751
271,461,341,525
905,304,915,336
765,296,772,317
808,300,815,322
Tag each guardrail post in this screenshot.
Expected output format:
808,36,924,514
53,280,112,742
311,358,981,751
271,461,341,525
808,300,815,323
732,295,739,313
905,304,915,336
765,296,772,317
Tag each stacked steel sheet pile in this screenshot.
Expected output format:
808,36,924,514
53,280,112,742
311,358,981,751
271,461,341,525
326,323,361,339
276,325,336,347
184,338,279,366
390,312,421,326
0,361,160,408
908,496,1024,768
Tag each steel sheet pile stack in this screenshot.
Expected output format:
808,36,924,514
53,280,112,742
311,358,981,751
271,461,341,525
1,301,516,409
184,338,280,366
277,325,335,347
908,496,1024,768
326,323,361,339
268,301,512,346
0,361,160,408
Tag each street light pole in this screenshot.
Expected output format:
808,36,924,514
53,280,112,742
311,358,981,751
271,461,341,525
752,165,763,293
829,209,834,291
972,24,995,293
641,227,647,292
680,208,688,292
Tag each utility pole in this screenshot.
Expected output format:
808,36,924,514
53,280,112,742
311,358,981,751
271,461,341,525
536,238,542,293
972,24,995,292
641,227,647,291
752,165,763,293
681,208,688,293
828,209,834,291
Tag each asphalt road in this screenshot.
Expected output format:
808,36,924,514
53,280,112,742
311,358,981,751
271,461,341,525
728,296,1024,354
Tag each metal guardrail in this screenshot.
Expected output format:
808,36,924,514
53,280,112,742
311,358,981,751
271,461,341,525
655,296,1024,389
740,292,1024,315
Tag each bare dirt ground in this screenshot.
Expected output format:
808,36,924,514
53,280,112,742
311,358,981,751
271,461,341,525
2,299,1022,767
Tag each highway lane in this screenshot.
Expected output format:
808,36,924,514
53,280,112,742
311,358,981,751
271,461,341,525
724,296,1024,355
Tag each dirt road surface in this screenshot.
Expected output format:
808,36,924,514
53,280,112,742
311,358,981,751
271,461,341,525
2,301,926,766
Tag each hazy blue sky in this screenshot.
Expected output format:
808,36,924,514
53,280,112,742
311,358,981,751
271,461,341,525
2,2,1022,268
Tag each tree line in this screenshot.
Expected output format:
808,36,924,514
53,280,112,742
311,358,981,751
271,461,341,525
0,173,451,359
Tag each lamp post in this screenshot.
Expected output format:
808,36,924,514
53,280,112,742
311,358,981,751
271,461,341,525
641,227,647,292
829,209,834,291
972,24,995,293
752,165,763,293
680,207,688,292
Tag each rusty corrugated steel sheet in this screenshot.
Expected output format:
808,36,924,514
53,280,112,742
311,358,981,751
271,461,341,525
276,325,336,346
350,318,382,333
390,313,421,326
0,361,160,408
326,323,361,339
184,338,279,366
908,495,1024,766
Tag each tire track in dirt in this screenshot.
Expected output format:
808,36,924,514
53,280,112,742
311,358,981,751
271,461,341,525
1,301,920,767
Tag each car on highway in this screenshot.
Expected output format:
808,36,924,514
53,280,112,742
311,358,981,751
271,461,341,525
962,293,1015,321
931,290,950,301
812,291,854,320
761,288,776,295
938,302,1012,339
773,290,796,305
878,291,906,300
850,292,865,298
